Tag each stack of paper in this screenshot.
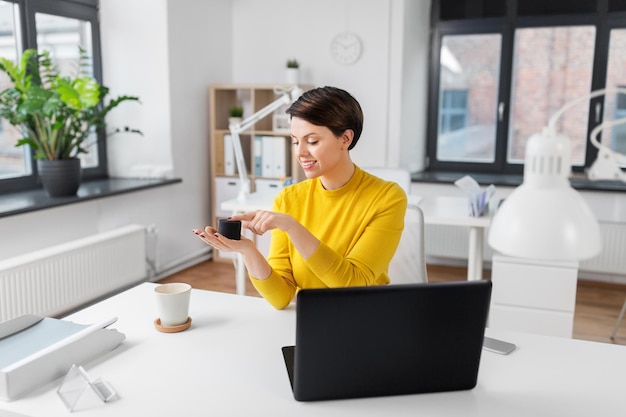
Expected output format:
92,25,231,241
0,315,124,401
454,175,495,217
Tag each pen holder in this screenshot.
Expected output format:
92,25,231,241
218,219,241,240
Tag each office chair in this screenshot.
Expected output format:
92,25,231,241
364,167,428,284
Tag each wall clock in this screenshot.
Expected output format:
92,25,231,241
330,32,362,65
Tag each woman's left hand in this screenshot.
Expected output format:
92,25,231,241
192,226,255,254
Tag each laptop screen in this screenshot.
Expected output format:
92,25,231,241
282,280,492,401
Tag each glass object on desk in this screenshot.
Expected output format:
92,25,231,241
57,364,117,412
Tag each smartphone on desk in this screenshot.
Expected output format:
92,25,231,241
483,336,516,355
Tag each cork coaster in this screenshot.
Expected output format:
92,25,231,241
154,317,192,333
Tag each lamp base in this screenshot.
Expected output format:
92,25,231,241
587,146,626,182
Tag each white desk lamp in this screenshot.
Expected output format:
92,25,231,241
486,89,626,338
486,89,626,260
228,85,304,201
587,110,626,182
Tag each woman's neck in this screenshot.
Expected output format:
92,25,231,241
320,160,355,190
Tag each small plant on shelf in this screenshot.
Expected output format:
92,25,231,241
286,59,299,69
229,106,243,118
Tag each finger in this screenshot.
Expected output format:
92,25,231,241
244,217,265,235
229,211,258,221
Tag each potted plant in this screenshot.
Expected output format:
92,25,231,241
0,48,141,197
228,105,243,126
286,59,299,84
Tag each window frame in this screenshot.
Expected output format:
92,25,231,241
427,19,513,174
0,0,105,195
427,0,626,176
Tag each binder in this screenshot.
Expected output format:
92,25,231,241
254,136,263,176
260,136,287,178
0,314,125,401
224,134,236,176
272,137,287,178
262,136,275,177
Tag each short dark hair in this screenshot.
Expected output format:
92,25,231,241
286,86,363,150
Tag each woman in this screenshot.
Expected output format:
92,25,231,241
194,86,407,309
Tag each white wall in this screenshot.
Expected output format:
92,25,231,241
3,0,623,281
0,0,427,275
0,0,233,275
230,0,428,168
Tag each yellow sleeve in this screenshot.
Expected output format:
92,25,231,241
249,193,297,310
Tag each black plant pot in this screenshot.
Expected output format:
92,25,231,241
37,158,82,197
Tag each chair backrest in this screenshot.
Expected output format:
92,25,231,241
364,167,428,284
364,167,411,194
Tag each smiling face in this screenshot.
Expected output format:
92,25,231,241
290,117,354,189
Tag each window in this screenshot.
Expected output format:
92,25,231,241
508,26,595,166
603,28,626,162
435,33,501,164
612,92,626,155
35,12,98,168
0,0,103,194
439,90,468,134
428,0,626,175
0,1,27,181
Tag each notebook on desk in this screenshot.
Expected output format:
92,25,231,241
281,280,492,401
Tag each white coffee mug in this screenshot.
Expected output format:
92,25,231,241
155,283,191,327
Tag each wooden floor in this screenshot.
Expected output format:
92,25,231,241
159,260,626,345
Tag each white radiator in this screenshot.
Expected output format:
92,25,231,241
425,222,626,283
0,224,146,322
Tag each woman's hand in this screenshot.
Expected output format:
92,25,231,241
231,210,296,235
192,226,255,254
192,224,273,280
231,210,320,260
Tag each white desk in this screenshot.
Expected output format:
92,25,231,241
1,283,624,417
418,196,494,281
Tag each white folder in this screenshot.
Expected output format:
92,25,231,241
224,134,236,176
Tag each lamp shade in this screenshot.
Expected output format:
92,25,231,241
488,129,601,261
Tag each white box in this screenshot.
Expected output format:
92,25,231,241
214,176,247,218
254,178,283,194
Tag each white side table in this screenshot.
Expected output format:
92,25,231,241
418,196,495,281
489,254,579,338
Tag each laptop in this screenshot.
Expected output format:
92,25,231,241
282,280,492,401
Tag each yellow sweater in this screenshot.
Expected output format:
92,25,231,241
250,165,407,309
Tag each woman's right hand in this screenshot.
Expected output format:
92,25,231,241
230,210,296,235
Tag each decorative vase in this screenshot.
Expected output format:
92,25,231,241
228,117,242,127
286,68,299,85
37,158,82,197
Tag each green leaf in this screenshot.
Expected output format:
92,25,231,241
56,77,99,110
17,85,54,115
